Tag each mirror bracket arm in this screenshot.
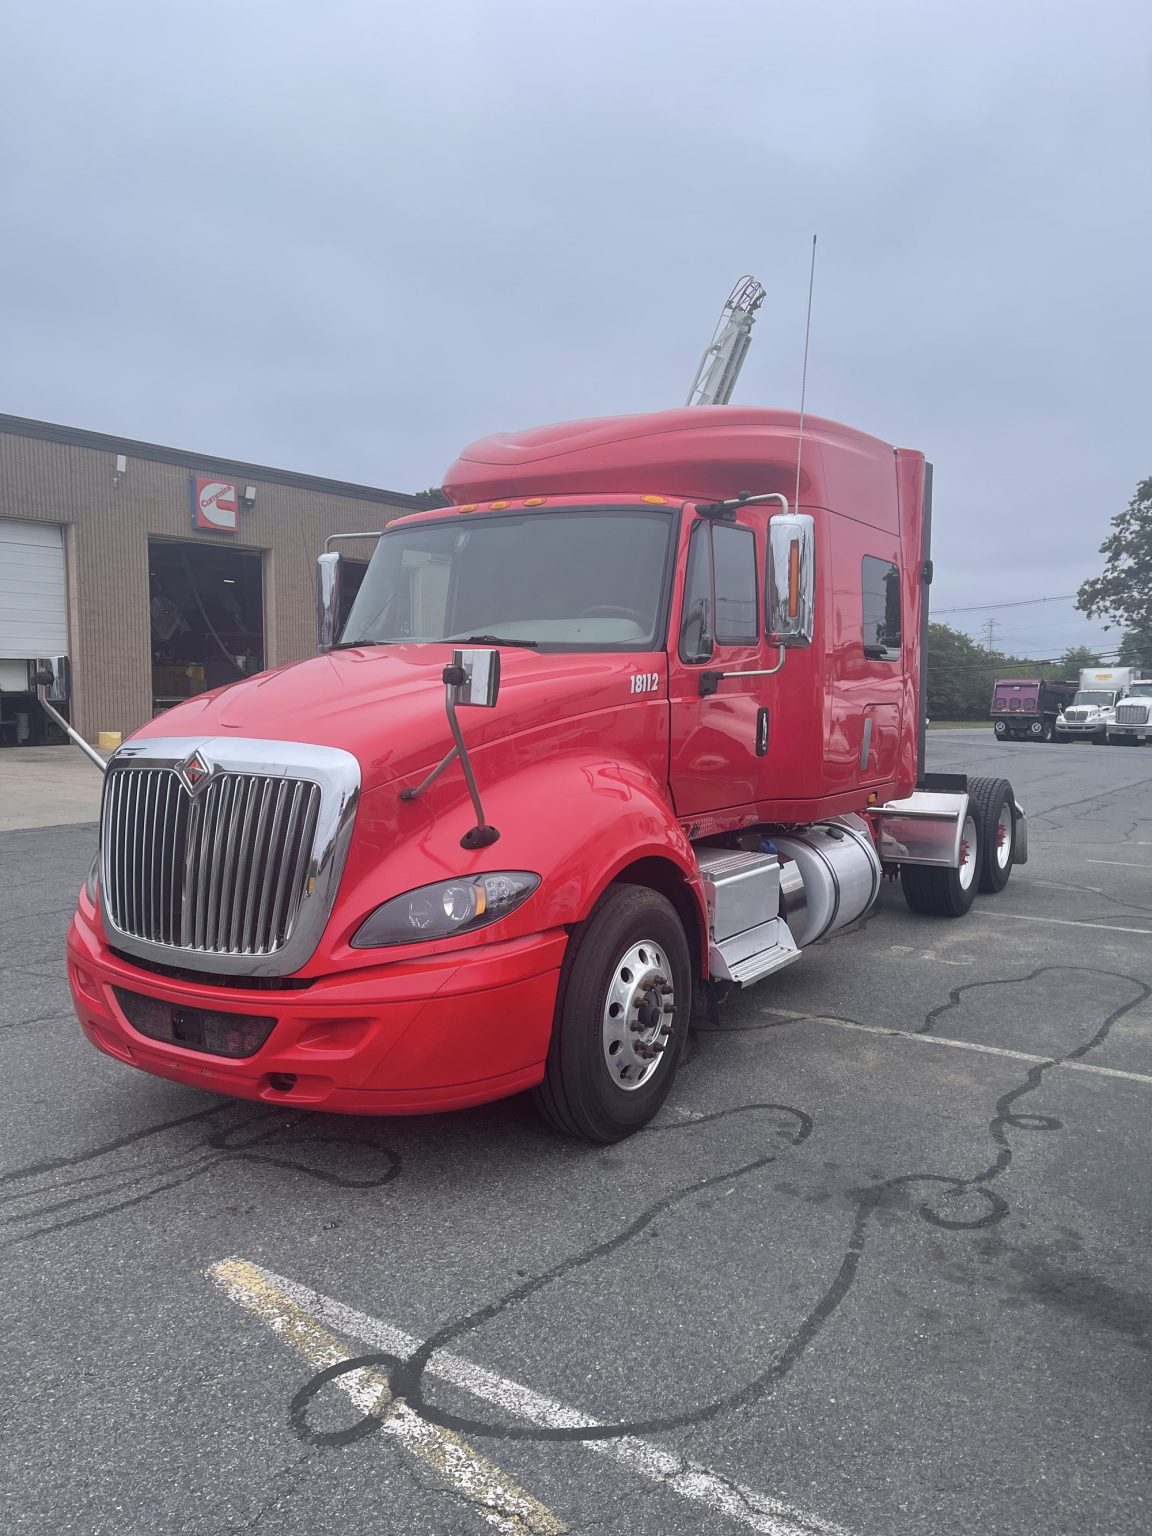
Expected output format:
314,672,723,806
699,649,787,697
398,745,460,802
399,656,501,848
444,684,500,848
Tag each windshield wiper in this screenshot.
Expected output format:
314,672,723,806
455,634,539,649
331,639,392,649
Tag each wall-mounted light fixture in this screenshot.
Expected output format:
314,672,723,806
242,485,257,507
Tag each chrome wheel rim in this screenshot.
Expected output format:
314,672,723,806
601,940,674,1090
958,814,978,891
995,804,1013,869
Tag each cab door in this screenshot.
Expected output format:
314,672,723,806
668,512,768,819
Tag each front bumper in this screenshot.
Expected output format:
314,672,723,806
1055,721,1104,737
1108,724,1149,742
67,901,566,1115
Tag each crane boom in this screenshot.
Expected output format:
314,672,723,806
685,275,766,407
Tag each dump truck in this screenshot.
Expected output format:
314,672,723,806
990,677,1077,742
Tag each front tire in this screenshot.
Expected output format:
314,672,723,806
901,810,980,918
533,884,692,1142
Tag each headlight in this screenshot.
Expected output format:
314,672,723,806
352,871,540,949
85,853,100,904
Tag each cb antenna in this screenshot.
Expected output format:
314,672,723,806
793,235,818,515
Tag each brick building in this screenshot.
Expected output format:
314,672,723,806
0,415,419,746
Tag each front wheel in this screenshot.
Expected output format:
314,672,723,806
533,884,692,1142
901,810,980,917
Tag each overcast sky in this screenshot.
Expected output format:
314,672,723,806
3,0,1150,658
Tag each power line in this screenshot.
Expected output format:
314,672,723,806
932,594,1076,615
928,653,1124,675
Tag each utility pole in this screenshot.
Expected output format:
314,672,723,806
981,617,998,653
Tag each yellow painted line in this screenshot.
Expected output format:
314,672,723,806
211,1258,853,1536
210,1258,569,1536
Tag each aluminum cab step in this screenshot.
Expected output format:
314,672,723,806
694,847,803,987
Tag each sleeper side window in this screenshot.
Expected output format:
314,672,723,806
862,556,901,661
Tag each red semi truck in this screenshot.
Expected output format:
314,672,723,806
66,407,1027,1141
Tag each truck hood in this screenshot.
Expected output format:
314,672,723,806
133,645,658,792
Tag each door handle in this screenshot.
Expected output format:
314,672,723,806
756,707,770,757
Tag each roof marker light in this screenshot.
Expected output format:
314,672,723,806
488,500,511,510
641,494,668,504
523,497,547,507
458,503,479,513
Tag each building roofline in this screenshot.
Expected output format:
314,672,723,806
0,412,425,508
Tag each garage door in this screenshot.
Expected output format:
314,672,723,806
0,520,68,662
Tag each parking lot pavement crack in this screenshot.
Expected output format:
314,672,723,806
287,1105,870,1447
188,1449,320,1536
0,1107,403,1254
291,972,1152,1454
1,1010,64,1032
1025,772,1152,828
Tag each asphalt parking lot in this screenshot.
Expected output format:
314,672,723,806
1,731,1150,1536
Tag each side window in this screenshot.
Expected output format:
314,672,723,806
862,556,901,660
713,524,758,644
679,522,713,662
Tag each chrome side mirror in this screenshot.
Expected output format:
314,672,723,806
444,648,501,708
766,512,815,647
316,551,342,652
32,655,70,701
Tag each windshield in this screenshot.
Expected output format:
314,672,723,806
340,508,674,651
1072,691,1116,706
1128,682,1152,697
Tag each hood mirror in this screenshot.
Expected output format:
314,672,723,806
444,648,501,708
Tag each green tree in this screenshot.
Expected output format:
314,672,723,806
925,622,1003,720
1118,624,1152,671
1056,644,1101,675
1077,475,1152,633
413,486,451,508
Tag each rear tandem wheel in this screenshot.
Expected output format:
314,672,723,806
901,774,1019,915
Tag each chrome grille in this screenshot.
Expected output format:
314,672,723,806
1115,702,1149,725
103,767,321,957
